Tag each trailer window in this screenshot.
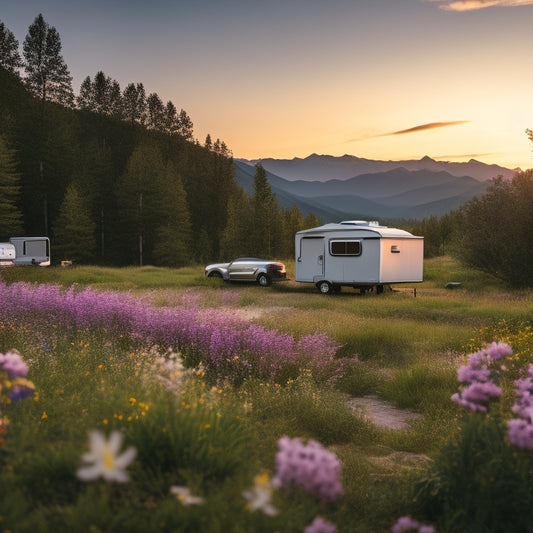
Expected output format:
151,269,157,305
330,240,361,256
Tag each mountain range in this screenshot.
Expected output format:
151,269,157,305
234,154,518,222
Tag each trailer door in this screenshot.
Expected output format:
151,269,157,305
296,237,325,282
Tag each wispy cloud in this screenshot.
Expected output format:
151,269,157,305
434,152,496,160
427,0,533,11
348,121,470,143
386,121,471,136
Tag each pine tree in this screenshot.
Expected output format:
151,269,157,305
164,101,178,135
176,109,193,139
152,164,192,267
303,213,321,229
220,187,252,259
122,82,146,124
77,76,94,111
117,143,167,265
252,163,281,257
0,136,24,239
52,183,96,263
0,21,22,74
23,14,74,107
147,93,165,131
78,72,123,117
281,205,304,257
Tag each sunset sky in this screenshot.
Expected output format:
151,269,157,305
2,0,533,170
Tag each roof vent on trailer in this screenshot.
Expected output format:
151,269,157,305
340,220,380,227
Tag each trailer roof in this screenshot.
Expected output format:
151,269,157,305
296,221,421,238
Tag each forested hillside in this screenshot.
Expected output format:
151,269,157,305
0,63,241,266
0,14,325,266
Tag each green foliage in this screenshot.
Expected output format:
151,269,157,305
0,135,24,239
416,412,533,532
239,375,376,446
0,21,22,73
3,262,533,531
457,170,533,287
251,163,281,258
22,14,74,107
281,205,305,258
152,169,192,267
410,213,456,258
219,187,252,259
379,363,457,412
1,16,323,265
52,183,96,263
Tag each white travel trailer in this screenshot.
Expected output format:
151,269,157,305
295,221,423,294
0,242,16,265
9,237,50,266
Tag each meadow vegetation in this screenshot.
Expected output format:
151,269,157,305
1,256,533,532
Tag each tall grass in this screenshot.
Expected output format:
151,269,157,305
1,256,533,531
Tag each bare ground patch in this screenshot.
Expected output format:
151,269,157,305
346,394,423,430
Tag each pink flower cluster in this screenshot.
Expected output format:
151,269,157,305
391,516,436,533
0,350,35,402
0,282,343,383
451,342,511,412
507,363,533,449
273,436,343,503
0,350,29,378
304,516,337,533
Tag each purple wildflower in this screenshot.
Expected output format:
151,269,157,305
456,363,490,384
0,350,29,378
0,281,345,384
451,381,502,412
451,342,511,413
508,365,533,449
484,341,513,361
391,516,436,533
8,382,35,402
507,416,533,449
273,436,343,503
304,516,337,533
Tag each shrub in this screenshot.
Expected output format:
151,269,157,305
457,170,533,287
415,340,533,532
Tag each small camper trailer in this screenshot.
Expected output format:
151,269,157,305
9,237,50,266
0,243,16,265
295,221,423,294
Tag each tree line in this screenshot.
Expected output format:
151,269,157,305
0,14,319,266
2,14,533,285
409,167,533,287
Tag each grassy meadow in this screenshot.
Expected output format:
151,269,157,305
1,257,533,532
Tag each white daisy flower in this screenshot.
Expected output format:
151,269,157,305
242,473,279,516
77,429,137,483
170,485,205,505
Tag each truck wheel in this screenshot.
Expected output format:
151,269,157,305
317,281,332,294
257,273,271,287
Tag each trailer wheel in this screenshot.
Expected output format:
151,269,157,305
317,280,332,294
257,273,271,287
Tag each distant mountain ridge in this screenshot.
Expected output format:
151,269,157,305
234,154,517,222
239,153,516,182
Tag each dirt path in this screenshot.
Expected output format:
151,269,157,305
346,394,423,430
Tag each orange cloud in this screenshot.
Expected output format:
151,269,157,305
347,120,470,143
387,121,471,136
430,0,533,11
434,152,496,159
